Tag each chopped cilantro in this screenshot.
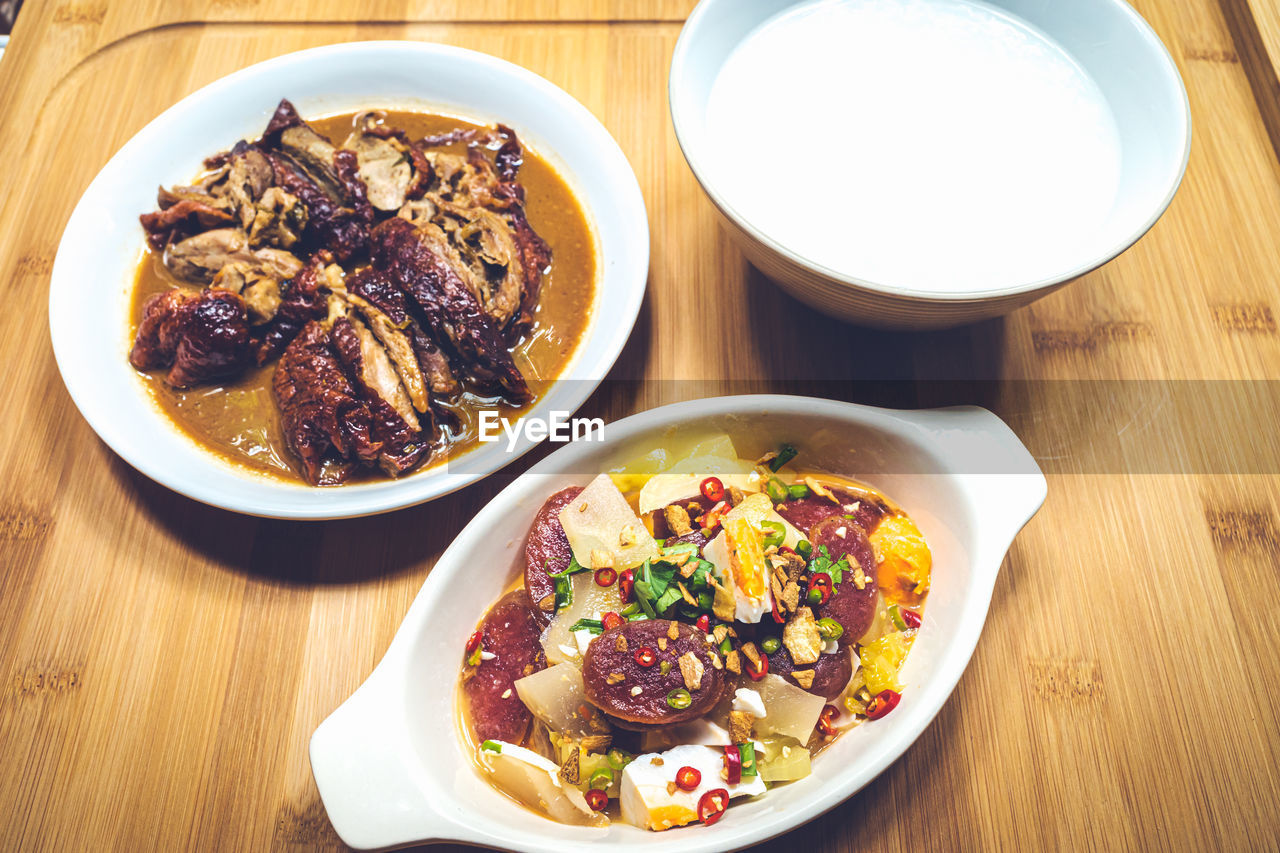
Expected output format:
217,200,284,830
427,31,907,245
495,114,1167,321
808,545,850,585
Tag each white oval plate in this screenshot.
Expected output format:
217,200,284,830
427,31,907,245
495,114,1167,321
310,395,1047,851
49,41,649,519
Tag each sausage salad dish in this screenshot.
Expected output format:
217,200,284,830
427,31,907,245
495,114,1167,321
127,99,596,485
459,434,932,830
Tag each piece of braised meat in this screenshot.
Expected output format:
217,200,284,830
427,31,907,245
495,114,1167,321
254,254,330,365
272,320,382,485
162,227,302,286
130,289,251,388
130,289,200,371
419,126,551,332
256,99,373,261
330,314,429,477
347,267,458,396
370,217,529,401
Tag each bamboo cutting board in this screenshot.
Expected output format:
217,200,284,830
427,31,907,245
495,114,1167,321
2,0,1279,850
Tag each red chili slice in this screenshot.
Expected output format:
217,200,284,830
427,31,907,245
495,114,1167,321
901,609,922,629
722,745,742,785
602,611,624,632
865,689,902,720
695,614,711,633
700,476,725,503
618,569,635,603
675,765,702,791
585,788,608,811
634,646,657,667
464,630,483,655
746,653,769,682
771,599,786,624
698,789,730,825
817,704,839,737
594,567,618,587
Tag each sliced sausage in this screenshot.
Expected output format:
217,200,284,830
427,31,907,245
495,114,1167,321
464,590,546,744
809,516,878,645
777,485,888,537
582,620,725,728
767,645,853,700
523,486,584,627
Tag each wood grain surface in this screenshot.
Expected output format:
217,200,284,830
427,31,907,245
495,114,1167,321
2,0,1279,850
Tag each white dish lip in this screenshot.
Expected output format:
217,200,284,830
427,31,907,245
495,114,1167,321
668,0,1192,302
48,40,649,520
309,394,1048,851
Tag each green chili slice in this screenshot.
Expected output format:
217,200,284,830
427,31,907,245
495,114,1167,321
666,688,693,710
817,618,844,641
760,520,786,549
588,768,614,790
797,539,813,560
737,741,758,777
888,604,908,632
760,636,781,655
765,477,789,504
606,748,630,770
787,483,810,500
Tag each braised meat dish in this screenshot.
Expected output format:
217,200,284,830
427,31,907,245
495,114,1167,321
129,100,595,485
458,435,933,829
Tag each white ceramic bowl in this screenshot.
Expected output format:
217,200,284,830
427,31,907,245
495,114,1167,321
48,41,649,519
669,0,1191,329
310,395,1047,851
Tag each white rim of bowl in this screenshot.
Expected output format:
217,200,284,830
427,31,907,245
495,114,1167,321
668,0,1193,302
49,40,649,519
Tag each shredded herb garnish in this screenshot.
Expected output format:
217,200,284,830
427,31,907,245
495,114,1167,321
808,545,850,586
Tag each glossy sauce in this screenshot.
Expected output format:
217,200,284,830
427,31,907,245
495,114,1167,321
130,110,598,483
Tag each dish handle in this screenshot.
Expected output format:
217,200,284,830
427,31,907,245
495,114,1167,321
905,405,1048,550
309,665,462,851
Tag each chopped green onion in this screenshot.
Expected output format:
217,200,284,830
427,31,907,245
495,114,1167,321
765,477,789,504
888,604,908,632
788,483,810,500
666,688,693,710
481,740,502,753
606,748,631,770
588,768,614,790
570,618,604,634
553,574,574,612
626,611,649,621
797,539,813,559
760,520,786,549
737,741,758,777
760,636,781,655
817,618,844,641
660,660,672,675
548,555,588,578
769,444,798,472
719,637,733,654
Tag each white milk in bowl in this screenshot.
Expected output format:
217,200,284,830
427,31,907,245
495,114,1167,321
703,0,1123,294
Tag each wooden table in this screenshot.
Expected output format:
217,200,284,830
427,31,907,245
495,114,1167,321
3,0,1279,849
